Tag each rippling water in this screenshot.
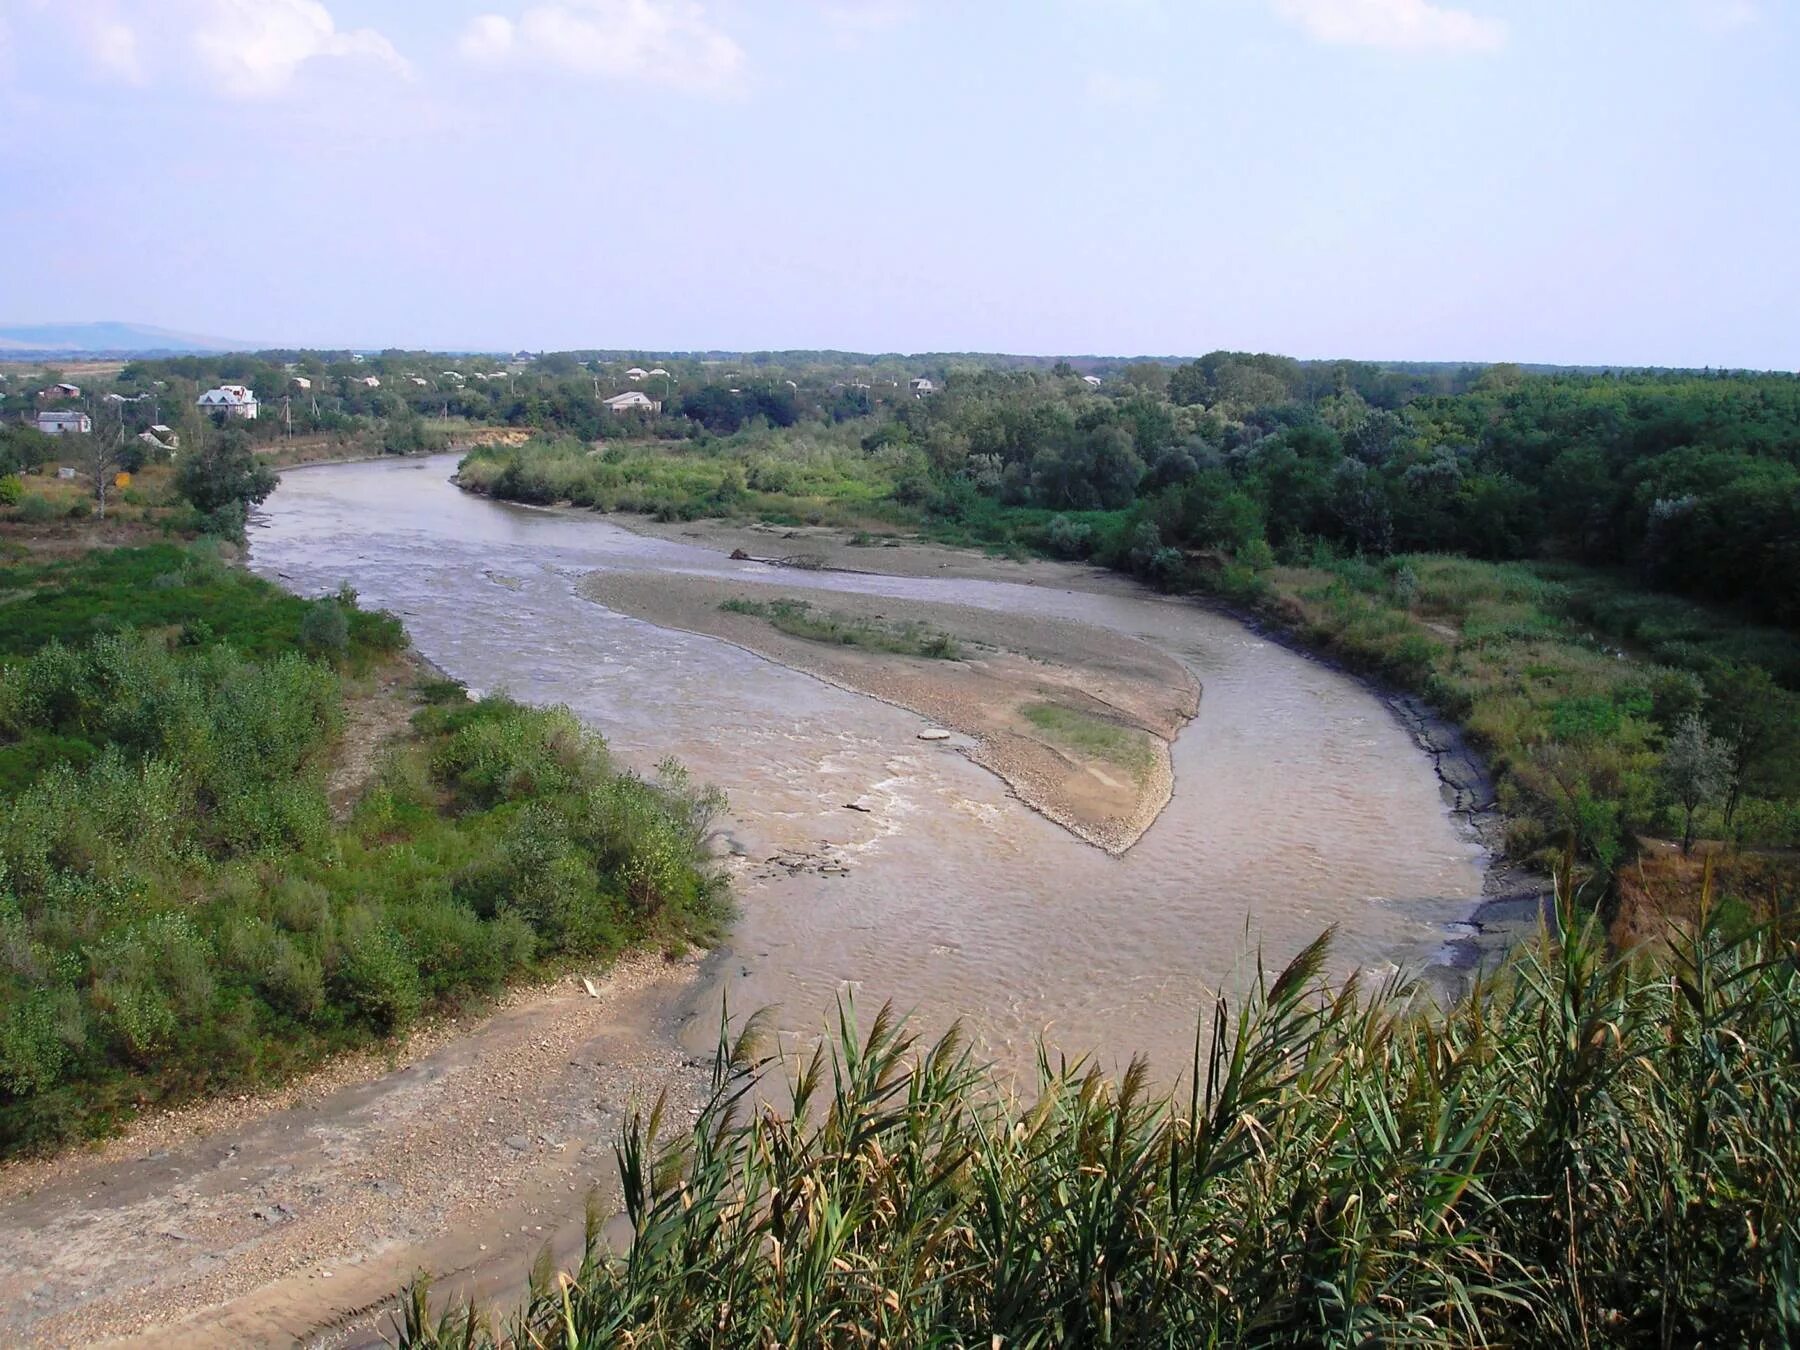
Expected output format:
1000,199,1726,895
251,455,1485,1079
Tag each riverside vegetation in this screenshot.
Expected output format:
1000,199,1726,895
453,356,1800,915
400,886,1800,1347
0,543,726,1156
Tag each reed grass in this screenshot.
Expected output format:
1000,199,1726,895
397,870,1800,1347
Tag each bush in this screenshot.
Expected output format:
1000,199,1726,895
0,549,724,1158
16,494,55,524
0,475,21,507
298,599,350,660
331,909,422,1033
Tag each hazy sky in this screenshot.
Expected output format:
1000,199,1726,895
2,0,1795,365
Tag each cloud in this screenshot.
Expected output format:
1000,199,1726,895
191,0,412,98
1085,70,1161,108
1273,0,1506,53
87,13,144,83
27,0,144,82
818,0,916,47
458,14,517,62
459,0,744,95
1690,0,1759,32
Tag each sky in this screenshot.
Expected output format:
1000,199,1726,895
0,0,1795,366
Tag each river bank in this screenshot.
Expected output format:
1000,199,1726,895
580,506,1549,991
0,455,1507,1342
0,530,726,1345
0,953,707,1346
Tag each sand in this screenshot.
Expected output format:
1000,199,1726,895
580,570,1200,855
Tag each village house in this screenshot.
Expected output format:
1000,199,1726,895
647,367,671,378
196,384,259,419
357,375,381,388
35,409,92,436
409,376,429,387
41,382,80,401
138,425,179,452
1083,374,1103,387
603,391,661,413
440,371,465,385
291,375,313,391
909,377,935,395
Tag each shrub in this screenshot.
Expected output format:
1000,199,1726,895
299,599,351,660
331,908,422,1033
17,494,55,524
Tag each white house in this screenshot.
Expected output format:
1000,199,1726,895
357,375,381,388
409,376,429,387
1082,374,1103,387
441,371,466,385
603,391,661,413
292,376,313,391
909,377,935,395
197,384,259,419
625,367,650,382
36,409,91,436
647,367,671,378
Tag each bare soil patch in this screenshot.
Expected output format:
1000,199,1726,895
0,955,708,1347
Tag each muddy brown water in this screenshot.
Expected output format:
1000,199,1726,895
252,455,1486,1081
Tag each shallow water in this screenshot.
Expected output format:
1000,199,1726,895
251,455,1485,1079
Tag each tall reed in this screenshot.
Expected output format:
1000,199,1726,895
398,887,1799,1347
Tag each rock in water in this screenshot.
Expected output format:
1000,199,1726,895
917,728,951,741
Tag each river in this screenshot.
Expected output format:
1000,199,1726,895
251,454,1487,1079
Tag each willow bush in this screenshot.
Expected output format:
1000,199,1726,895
401,887,1798,1347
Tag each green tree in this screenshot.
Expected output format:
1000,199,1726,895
1661,712,1731,854
175,429,278,539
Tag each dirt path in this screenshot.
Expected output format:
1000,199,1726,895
0,955,711,1347
325,659,425,821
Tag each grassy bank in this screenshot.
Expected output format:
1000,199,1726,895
0,544,726,1156
461,438,1800,892
719,595,962,659
401,899,1800,1347
1235,554,1800,864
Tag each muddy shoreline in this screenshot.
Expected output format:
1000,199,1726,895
0,955,710,1346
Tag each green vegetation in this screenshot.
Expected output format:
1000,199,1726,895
0,545,725,1157
718,595,962,660
1251,554,1800,865
459,357,1800,882
1021,701,1156,778
400,900,1800,1347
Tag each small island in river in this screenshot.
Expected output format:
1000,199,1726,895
580,568,1200,854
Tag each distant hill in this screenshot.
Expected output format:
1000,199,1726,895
0,322,256,357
